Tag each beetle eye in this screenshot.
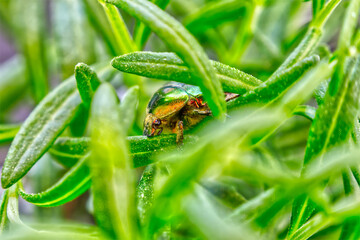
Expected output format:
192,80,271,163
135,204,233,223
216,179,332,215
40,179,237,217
153,119,161,126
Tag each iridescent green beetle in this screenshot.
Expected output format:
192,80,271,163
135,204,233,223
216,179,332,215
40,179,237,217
143,83,238,143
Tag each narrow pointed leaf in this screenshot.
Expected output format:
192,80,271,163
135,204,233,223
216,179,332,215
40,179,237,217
270,0,342,81
136,165,156,225
0,124,20,144
0,56,27,113
75,63,102,108
0,190,9,233
227,55,320,109
10,0,48,102
98,0,137,54
340,169,360,240
312,0,325,19
183,0,250,33
293,105,316,121
90,83,139,239
111,52,262,94
19,155,91,207
119,86,139,134
53,0,96,79
133,0,170,49
69,104,90,137
50,135,197,168
268,28,322,79
83,0,121,56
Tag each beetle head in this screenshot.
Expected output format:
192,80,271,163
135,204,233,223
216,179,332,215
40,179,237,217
143,113,162,137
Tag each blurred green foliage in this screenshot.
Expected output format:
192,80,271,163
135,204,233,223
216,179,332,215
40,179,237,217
0,0,359,239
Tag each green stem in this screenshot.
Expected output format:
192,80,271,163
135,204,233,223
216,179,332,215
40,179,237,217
99,0,137,54
311,0,342,29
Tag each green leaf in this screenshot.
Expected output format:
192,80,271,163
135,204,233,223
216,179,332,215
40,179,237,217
340,169,360,240
50,137,90,161
106,0,227,118
304,56,360,169
200,179,247,209
226,3,260,65
119,86,140,134
268,0,340,82
0,223,103,240
9,0,48,102
288,55,360,237
52,0,96,79
293,105,316,121
111,51,262,94
50,135,197,169
311,0,343,30
69,104,90,137
83,0,120,56
90,83,139,239
0,56,27,113
289,185,360,240
1,63,111,189
0,124,20,144
0,190,9,234
75,63,102,108
183,0,250,34
133,0,170,49
19,155,91,207
278,61,333,113
312,0,325,19
98,0,137,54
136,165,156,225
268,28,322,80
227,55,320,109
229,146,360,223
183,185,250,239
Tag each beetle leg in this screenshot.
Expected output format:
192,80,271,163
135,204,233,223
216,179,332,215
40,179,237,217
176,120,184,144
157,127,163,135
225,93,240,102
192,109,212,116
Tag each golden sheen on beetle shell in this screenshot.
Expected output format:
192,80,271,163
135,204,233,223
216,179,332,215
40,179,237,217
143,83,239,143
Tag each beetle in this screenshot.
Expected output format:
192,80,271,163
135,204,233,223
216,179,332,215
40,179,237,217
143,83,239,143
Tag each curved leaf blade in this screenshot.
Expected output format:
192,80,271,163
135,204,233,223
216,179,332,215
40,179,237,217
50,135,197,169
0,190,9,234
75,63,101,108
98,0,137,54
0,124,20,144
90,83,139,239
227,55,320,109
133,0,170,49
19,155,91,207
111,51,262,94
119,85,140,134
183,0,250,33
136,165,156,225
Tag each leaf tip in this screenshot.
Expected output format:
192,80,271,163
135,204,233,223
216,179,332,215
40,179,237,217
75,62,88,72
110,57,119,69
1,172,13,189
